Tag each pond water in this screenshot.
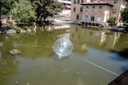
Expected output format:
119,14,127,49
0,25,128,85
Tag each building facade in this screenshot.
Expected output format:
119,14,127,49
71,0,127,26
58,0,71,10
58,0,71,16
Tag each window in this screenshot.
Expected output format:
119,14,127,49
92,6,95,8
74,7,76,12
76,15,79,19
114,0,118,4
86,6,88,8
66,8,71,10
99,6,102,9
85,15,88,21
81,0,84,3
80,7,83,12
91,16,95,21
113,8,117,13
97,17,102,22
74,0,76,4
77,0,80,4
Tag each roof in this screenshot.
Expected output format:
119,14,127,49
81,3,114,7
58,0,71,4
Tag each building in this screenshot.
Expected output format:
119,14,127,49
58,0,71,16
58,0,71,10
71,0,127,26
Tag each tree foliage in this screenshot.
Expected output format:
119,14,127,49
121,2,128,23
107,18,116,24
0,0,20,17
0,0,62,26
31,0,62,26
121,2,128,28
11,0,36,25
0,0,15,15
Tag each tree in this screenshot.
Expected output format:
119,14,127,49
107,18,116,24
0,0,19,16
31,0,62,26
0,0,62,27
121,2,128,28
107,17,116,26
11,0,36,25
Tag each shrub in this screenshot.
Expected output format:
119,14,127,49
14,26,21,33
9,25,21,33
107,18,116,24
107,18,117,26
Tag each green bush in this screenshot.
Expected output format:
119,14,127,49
14,26,21,33
123,23,128,31
107,18,117,26
123,23,128,27
107,18,116,24
9,25,21,33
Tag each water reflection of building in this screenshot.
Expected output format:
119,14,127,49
100,31,106,45
70,27,87,54
70,26,124,50
112,32,120,48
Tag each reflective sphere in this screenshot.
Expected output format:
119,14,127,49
53,38,73,58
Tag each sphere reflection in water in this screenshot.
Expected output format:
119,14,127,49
53,38,73,58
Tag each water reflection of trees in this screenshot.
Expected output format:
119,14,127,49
0,37,19,85
10,30,65,59
114,34,128,51
0,29,67,85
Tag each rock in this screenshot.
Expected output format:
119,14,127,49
9,49,21,55
20,29,26,33
6,29,16,34
27,82,31,85
15,81,19,84
27,29,32,33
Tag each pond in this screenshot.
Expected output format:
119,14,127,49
0,25,128,85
